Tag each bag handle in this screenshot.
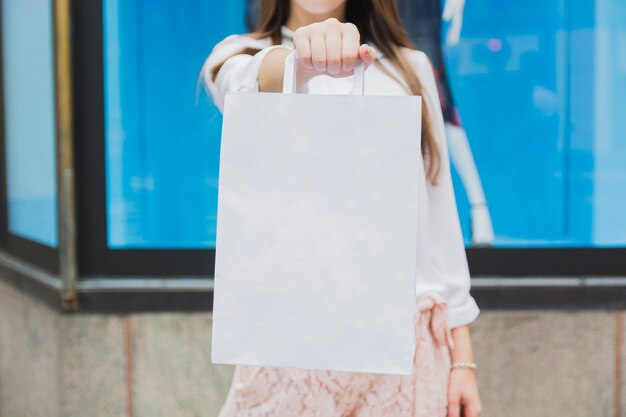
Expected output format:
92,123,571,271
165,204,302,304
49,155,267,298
282,49,365,95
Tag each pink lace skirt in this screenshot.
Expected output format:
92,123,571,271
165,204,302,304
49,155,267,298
216,293,454,417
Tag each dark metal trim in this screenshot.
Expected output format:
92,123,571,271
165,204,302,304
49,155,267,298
76,291,215,313
2,249,626,313
471,286,626,310
467,248,626,276
0,252,64,311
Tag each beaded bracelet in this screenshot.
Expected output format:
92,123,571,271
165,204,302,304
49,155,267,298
451,361,477,370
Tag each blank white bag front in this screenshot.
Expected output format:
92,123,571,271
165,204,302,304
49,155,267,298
211,82,423,375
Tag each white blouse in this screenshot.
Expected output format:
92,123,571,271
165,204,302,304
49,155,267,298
199,25,480,329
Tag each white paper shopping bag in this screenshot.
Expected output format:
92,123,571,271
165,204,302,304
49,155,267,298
211,50,423,375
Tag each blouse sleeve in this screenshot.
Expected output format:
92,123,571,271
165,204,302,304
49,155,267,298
197,34,292,113
410,49,481,329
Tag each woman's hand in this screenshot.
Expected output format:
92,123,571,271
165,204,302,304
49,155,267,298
448,324,482,417
258,18,376,92
292,18,376,78
447,368,482,417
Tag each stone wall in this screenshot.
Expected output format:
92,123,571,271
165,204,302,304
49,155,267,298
1,279,623,417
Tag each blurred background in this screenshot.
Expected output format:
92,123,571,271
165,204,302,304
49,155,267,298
0,0,625,416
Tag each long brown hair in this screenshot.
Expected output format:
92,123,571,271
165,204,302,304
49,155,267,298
212,0,441,184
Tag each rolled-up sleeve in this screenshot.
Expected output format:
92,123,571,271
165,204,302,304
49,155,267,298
198,34,291,113
411,50,480,329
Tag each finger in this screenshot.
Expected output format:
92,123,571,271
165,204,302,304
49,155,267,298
310,33,327,72
447,396,462,417
358,44,376,69
340,28,360,73
465,401,482,417
325,29,342,75
294,33,313,70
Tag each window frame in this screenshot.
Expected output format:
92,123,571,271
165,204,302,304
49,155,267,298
1,0,625,287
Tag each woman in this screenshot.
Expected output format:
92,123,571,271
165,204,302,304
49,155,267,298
244,0,495,247
199,1,482,416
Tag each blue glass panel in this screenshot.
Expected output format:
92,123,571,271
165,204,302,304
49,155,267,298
103,0,626,249
588,0,626,246
103,0,246,248
440,0,626,247
1,0,58,247
442,0,568,246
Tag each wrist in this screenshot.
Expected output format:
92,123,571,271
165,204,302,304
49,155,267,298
450,361,478,371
